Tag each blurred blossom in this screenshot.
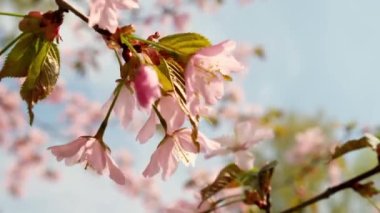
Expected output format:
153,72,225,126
185,169,216,190
233,42,254,66
286,127,327,164
195,0,220,12
328,161,342,186
206,121,274,170
46,80,67,103
108,84,136,129
173,12,190,31
42,169,61,181
88,0,139,33
64,94,103,136
165,199,213,213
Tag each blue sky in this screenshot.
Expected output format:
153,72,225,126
2,0,380,212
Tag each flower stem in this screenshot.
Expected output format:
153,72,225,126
95,81,123,139
120,36,139,57
0,12,25,18
0,33,25,56
55,0,112,36
280,164,380,213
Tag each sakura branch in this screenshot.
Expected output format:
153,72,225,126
280,163,380,213
2,0,378,212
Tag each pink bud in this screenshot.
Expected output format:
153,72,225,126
133,65,161,109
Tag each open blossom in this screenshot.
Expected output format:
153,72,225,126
143,129,220,180
206,121,274,170
133,65,161,109
48,136,126,185
185,40,244,114
137,94,185,143
88,0,139,32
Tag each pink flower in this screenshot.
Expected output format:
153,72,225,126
88,0,139,33
143,129,220,180
137,94,185,143
48,136,126,185
133,65,161,109
185,40,244,113
111,84,136,129
206,121,274,170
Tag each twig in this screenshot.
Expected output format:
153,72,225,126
280,164,380,213
55,0,111,37
200,198,244,213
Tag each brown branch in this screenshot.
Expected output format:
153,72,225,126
280,164,380,213
55,0,112,37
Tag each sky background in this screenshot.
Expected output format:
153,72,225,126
2,0,380,212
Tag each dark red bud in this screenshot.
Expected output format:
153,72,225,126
122,48,132,62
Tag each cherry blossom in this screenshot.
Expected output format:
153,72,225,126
48,136,126,184
143,129,220,180
88,0,139,33
206,121,274,170
185,40,244,114
137,94,185,143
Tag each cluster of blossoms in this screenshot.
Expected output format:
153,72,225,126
0,2,273,212
33,0,274,189
48,30,248,184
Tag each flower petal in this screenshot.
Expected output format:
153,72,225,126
106,153,126,185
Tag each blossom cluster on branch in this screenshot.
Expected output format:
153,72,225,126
1,0,380,212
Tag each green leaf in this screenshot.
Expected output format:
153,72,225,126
0,33,39,80
155,61,174,92
20,41,60,124
331,134,380,160
159,33,211,62
200,164,243,205
352,181,379,198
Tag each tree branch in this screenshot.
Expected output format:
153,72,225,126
280,164,380,213
55,0,112,37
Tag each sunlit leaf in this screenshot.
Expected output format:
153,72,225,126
20,41,60,124
155,60,174,92
331,134,380,160
0,33,39,80
159,33,211,62
352,181,379,198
